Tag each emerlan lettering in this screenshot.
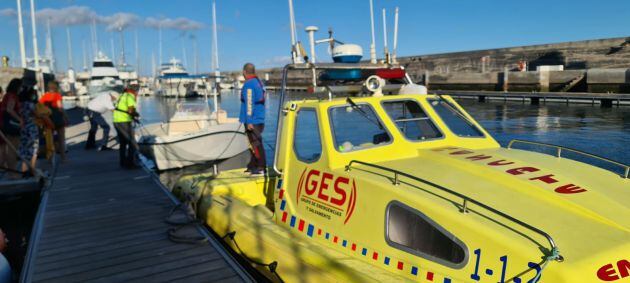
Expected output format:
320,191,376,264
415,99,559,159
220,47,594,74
436,147,588,194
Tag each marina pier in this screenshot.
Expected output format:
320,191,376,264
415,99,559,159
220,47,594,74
19,120,252,282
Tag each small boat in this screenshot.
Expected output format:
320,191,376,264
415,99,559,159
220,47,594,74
174,59,629,282
137,101,248,170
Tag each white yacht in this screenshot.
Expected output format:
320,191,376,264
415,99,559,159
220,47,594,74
88,52,124,98
117,63,139,87
156,58,195,98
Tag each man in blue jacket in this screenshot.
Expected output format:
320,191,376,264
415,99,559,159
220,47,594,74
239,63,266,176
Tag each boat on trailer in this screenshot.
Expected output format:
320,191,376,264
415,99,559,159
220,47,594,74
173,61,629,282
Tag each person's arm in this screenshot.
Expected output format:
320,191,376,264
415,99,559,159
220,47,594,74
6,96,23,126
55,94,69,125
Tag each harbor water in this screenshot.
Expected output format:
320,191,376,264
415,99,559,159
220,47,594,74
137,90,630,176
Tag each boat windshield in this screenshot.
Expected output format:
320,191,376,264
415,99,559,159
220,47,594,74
382,100,443,141
428,99,484,137
329,103,391,152
170,102,210,121
94,61,114,67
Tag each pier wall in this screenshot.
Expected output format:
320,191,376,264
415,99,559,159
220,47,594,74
233,37,630,94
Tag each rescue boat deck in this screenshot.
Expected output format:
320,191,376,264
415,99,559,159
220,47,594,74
20,119,253,282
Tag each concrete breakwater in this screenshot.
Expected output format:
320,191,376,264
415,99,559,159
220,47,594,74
243,37,630,95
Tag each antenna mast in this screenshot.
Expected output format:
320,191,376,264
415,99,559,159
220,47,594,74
287,0,303,63
392,7,399,64
382,8,389,64
368,0,376,64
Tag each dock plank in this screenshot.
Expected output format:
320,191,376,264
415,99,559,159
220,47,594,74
21,121,252,282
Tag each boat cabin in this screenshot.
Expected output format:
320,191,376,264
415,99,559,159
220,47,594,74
175,63,629,283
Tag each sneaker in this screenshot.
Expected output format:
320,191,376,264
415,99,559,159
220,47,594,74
98,145,112,151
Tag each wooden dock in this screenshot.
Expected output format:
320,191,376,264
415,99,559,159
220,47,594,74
20,121,253,282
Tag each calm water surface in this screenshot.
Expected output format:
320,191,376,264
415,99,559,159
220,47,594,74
137,91,630,170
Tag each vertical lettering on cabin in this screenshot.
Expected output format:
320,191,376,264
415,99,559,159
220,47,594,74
305,170,320,195
318,173,333,201
331,177,348,206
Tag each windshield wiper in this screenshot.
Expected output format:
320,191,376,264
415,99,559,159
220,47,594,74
346,97,383,130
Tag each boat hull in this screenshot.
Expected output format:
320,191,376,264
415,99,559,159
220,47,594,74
138,122,249,170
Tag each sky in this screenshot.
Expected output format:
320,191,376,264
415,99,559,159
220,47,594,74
0,0,629,75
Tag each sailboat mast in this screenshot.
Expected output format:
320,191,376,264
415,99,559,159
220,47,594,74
212,0,220,78
193,36,198,75
119,28,125,65
211,0,219,114
91,18,98,55
16,0,27,67
135,29,140,74
110,36,116,63
158,24,163,65
46,19,55,72
29,0,40,70
66,25,73,69
82,39,87,70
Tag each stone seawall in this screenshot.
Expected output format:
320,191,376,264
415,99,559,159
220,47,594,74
228,37,630,93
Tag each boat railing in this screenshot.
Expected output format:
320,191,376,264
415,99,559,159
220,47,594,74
345,159,563,263
507,139,629,179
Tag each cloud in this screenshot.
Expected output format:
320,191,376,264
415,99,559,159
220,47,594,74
35,6,98,26
1,5,206,33
263,55,292,67
145,17,204,31
0,8,16,18
101,12,139,31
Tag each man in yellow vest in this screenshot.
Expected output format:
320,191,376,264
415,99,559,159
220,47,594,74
113,85,140,168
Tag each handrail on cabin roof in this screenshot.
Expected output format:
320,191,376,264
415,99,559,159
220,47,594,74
345,159,564,265
508,139,629,179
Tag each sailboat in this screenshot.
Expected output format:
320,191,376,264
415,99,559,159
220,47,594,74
137,0,248,170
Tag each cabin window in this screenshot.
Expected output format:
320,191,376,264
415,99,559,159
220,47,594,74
428,99,484,137
294,108,322,163
93,61,114,67
382,100,443,141
386,202,468,268
329,103,391,152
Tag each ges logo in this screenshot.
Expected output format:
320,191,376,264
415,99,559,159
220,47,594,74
296,168,357,224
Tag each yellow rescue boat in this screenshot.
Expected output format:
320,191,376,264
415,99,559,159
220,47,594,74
174,63,629,283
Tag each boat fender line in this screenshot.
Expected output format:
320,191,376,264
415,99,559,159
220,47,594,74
223,231,285,283
167,223,209,246
165,201,209,246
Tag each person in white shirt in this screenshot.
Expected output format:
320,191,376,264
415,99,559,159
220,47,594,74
85,92,116,151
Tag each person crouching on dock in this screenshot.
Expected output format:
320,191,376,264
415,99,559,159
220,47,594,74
85,91,116,151
239,63,267,176
113,85,140,169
